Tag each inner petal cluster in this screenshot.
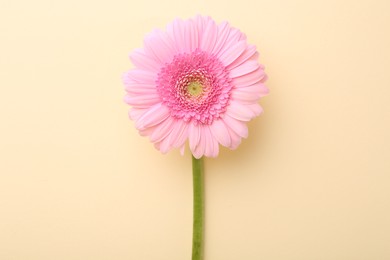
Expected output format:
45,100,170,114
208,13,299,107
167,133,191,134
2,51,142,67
156,50,233,125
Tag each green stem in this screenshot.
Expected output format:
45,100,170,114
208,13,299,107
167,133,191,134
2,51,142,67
192,155,204,260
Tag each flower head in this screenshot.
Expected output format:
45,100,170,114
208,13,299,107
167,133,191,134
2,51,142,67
123,15,268,158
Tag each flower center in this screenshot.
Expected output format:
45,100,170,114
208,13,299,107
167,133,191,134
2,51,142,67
187,81,203,97
156,50,233,125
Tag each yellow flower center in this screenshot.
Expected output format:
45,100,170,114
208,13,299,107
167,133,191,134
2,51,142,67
187,81,203,97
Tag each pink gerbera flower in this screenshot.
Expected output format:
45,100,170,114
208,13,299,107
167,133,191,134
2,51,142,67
123,15,268,158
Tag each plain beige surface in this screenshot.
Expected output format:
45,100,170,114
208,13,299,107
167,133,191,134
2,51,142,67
1,0,390,259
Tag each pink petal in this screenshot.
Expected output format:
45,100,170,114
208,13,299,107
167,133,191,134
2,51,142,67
248,104,264,116
125,69,157,84
193,127,206,159
169,19,186,53
218,40,247,67
139,125,157,137
143,30,175,65
193,146,203,159
229,60,260,78
211,22,232,55
216,28,242,56
150,117,175,143
211,135,219,157
169,120,189,148
203,126,214,157
189,123,201,156
239,31,247,41
129,49,161,72
136,103,170,130
124,80,156,90
125,83,157,95
195,15,209,44
260,74,268,83
226,101,256,121
209,119,231,147
200,19,217,53
225,124,242,150
156,29,177,53
186,19,198,52
223,114,249,138
128,108,147,121
231,90,260,103
232,68,266,87
236,82,269,97
227,45,258,70
124,94,160,108
159,131,174,154
206,126,219,157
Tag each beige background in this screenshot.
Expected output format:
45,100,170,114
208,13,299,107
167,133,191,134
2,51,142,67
1,0,390,259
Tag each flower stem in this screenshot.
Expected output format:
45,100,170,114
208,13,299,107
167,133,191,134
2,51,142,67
192,155,204,260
